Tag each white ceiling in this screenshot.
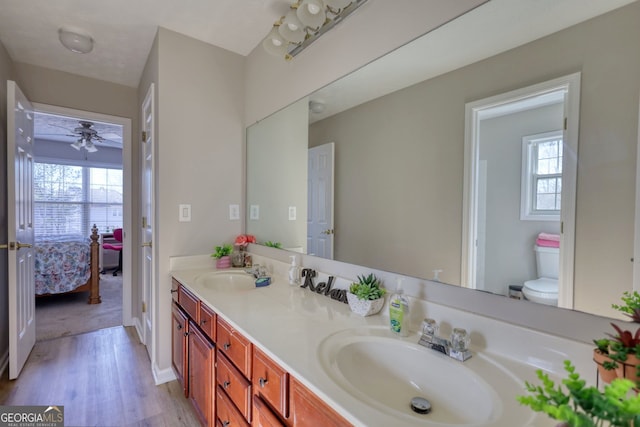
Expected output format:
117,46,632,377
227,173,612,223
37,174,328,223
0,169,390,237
0,0,291,87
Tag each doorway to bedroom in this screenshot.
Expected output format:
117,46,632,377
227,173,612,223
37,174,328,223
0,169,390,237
32,105,132,341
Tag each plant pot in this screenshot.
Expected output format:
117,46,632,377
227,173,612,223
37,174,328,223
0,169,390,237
346,292,385,317
593,349,618,384
614,352,640,384
216,256,231,269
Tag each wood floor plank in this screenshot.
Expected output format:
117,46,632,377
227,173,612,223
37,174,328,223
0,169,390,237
0,326,200,427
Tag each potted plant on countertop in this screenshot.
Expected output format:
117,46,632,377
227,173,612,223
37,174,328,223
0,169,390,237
211,243,233,269
592,338,618,385
608,290,640,386
517,360,640,427
347,273,386,317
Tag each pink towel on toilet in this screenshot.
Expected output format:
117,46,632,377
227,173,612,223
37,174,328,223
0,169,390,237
536,238,560,248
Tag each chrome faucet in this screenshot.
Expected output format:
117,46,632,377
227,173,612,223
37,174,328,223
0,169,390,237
245,264,268,278
417,319,472,362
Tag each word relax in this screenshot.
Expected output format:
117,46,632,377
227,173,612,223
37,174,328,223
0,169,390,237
300,269,348,304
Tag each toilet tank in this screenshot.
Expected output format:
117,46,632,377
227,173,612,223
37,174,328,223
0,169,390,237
535,245,559,279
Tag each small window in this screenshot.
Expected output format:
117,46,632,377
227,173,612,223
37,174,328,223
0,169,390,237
521,131,563,221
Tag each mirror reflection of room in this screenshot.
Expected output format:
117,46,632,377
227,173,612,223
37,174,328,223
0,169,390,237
246,1,640,319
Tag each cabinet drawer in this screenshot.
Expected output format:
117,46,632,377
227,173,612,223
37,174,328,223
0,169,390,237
217,317,252,378
253,347,289,419
216,385,250,427
253,395,286,427
199,303,216,342
178,285,199,320
216,351,251,421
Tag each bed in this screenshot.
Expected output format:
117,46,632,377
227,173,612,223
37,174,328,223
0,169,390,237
34,225,101,304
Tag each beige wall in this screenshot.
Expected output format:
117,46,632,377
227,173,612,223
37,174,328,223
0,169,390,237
0,39,14,368
246,98,308,250
150,28,245,374
308,2,640,317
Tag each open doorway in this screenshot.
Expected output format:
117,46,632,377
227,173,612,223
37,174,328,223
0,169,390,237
32,105,132,340
462,73,580,309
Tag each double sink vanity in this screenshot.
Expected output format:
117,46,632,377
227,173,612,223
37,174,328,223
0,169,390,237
170,254,591,427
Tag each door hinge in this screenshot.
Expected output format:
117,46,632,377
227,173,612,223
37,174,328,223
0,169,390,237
141,130,147,142
564,117,568,130
561,221,564,234
142,302,147,313
142,216,147,228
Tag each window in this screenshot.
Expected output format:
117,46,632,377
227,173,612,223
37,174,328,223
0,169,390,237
34,162,123,240
521,131,563,221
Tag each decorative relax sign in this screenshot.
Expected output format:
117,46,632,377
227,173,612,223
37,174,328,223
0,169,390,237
300,269,348,304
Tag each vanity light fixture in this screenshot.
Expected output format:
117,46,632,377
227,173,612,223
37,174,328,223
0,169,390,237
262,0,369,60
58,27,94,54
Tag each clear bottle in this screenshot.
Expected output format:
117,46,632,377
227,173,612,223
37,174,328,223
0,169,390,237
288,255,301,286
389,278,410,337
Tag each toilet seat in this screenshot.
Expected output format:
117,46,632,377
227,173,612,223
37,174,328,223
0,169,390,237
522,278,558,306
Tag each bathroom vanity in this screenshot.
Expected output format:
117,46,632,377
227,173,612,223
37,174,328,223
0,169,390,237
170,254,593,427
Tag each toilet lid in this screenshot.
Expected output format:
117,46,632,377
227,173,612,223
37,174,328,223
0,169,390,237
524,278,558,294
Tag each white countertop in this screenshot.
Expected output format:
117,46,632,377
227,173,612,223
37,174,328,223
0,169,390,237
171,259,570,427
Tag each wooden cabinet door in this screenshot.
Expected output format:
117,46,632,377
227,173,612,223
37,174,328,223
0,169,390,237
171,303,188,397
253,395,286,427
189,321,215,427
290,378,351,427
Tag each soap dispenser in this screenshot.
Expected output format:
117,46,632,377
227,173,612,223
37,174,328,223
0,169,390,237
389,278,410,337
288,255,301,286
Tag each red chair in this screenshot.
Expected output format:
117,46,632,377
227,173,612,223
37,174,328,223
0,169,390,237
103,228,123,276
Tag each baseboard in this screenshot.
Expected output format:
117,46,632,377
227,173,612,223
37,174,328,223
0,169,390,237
133,316,144,343
152,363,176,385
0,350,8,378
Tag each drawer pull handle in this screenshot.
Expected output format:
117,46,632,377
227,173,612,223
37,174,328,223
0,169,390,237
223,343,231,350
223,380,231,389
184,331,189,337
222,421,230,427
170,289,178,293
259,377,268,388
176,324,183,330
200,319,206,325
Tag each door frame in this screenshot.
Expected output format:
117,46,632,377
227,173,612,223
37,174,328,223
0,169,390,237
33,103,133,326
461,73,580,309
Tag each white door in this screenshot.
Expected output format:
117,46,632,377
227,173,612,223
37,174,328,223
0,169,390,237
307,143,334,259
141,83,154,359
7,81,35,379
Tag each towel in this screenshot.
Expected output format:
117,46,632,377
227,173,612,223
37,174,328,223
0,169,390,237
536,238,560,248
538,232,560,242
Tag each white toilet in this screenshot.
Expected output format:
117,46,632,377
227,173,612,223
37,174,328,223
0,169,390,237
522,245,559,306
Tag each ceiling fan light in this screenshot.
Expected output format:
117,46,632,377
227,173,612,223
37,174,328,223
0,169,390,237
70,140,82,150
297,0,326,29
58,27,94,54
85,141,98,153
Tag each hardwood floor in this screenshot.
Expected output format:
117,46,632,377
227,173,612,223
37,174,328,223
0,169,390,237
0,326,200,427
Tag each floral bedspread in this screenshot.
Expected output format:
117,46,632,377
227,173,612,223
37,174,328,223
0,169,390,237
35,239,91,295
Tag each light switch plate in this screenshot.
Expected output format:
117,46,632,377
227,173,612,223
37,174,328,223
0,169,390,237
229,204,240,220
288,206,296,221
179,204,191,222
250,205,260,220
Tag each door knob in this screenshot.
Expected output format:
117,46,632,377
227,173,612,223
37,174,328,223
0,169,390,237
15,242,33,249
321,229,334,235
141,241,152,247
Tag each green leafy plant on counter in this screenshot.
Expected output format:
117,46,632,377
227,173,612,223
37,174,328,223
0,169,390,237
612,291,640,323
517,360,640,427
263,241,282,249
211,243,233,259
349,274,386,301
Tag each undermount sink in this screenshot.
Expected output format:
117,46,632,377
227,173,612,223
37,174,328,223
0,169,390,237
317,326,534,426
193,270,256,291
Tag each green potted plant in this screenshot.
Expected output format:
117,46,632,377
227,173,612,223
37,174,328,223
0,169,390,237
608,291,640,385
347,273,386,316
517,360,640,427
592,338,617,384
211,243,233,269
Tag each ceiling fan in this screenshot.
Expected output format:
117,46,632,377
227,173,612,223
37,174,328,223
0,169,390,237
69,121,103,152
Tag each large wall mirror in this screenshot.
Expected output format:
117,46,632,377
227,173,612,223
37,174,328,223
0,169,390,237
247,0,640,320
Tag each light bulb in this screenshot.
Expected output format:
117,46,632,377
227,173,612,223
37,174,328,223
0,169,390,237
308,3,321,14
272,38,283,47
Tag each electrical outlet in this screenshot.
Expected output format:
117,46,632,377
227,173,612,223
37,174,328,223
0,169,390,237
250,205,260,220
288,206,296,221
229,204,240,220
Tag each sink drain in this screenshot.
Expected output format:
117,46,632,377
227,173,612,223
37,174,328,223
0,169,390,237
411,397,432,414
